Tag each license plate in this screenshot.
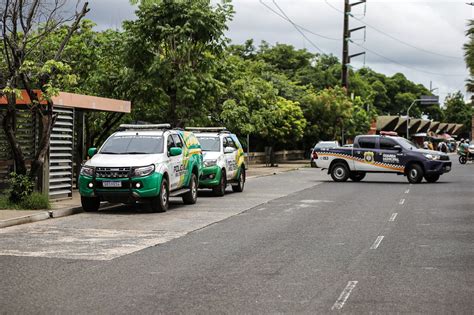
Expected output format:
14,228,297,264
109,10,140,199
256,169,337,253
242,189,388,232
102,181,122,188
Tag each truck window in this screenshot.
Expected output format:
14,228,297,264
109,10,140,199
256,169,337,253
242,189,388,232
172,134,184,148
380,138,398,150
167,135,175,151
226,137,237,149
358,137,376,149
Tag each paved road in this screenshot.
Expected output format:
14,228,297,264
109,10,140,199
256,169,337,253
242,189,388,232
1,159,473,313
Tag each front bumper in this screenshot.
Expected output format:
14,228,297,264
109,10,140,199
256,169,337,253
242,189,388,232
424,160,452,175
79,172,163,203
199,165,222,187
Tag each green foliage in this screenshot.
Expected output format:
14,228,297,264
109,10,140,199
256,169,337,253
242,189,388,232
124,0,234,126
8,173,35,203
444,91,472,136
0,193,50,210
465,20,474,93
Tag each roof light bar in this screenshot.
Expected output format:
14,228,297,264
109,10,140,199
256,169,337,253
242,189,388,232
119,124,171,131
185,127,228,133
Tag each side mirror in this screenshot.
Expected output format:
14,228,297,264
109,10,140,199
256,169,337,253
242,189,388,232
393,145,402,151
169,147,182,156
224,147,236,154
88,148,97,158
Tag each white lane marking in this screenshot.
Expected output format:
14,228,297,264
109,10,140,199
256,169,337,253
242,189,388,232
300,200,334,204
389,213,398,222
399,199,405,205
370,236,384,249
405,189,410,194
257,207,267,211
331,281,358,310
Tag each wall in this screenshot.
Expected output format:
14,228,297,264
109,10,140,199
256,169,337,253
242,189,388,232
246,150,306,165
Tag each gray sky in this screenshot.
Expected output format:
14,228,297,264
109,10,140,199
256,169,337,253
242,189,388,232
86,0,472,104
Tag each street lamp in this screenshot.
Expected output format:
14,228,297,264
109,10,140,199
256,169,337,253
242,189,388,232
406,95,440,139
406,99,423,139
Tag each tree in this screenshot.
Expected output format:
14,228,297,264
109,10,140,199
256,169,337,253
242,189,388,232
444,91,471,137
465,20,474,94
0,0,89,185
123,0,234,127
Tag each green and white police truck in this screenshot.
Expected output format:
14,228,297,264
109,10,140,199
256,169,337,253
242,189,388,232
79,124,203,213
186,127,246,196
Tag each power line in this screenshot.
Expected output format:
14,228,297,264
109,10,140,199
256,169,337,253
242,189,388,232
259,0,339,41
325,0,462,60
264,0,326,54
350,40,467,77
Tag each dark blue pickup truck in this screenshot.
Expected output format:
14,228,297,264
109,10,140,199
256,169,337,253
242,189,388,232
311,135,451,183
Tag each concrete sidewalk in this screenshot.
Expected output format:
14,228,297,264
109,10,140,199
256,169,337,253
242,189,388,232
0,161,310,229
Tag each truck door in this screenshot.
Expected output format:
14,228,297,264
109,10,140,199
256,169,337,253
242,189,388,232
167,135,182,190
377,137,405,173
172,134,187,187
224,136,238,180
354,137,378,171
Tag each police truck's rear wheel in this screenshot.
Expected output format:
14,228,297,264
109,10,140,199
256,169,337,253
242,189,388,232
331,163,349,182
407,164,424,183
183,173,198,204
349,172,366,182
151,178,169,213
424,174,440,183
232,167,245,192
213,169,226,197
81,196,100,212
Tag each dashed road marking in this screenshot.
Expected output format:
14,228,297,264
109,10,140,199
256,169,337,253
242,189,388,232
389,213,398,222
399,199,405,205
370,236,384,249
405,189,410,194
331,281,358,310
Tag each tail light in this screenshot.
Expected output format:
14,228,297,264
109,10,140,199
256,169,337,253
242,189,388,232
312,151,318,159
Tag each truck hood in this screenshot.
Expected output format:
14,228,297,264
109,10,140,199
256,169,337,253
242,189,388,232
202,151,221,161
85,153,165,168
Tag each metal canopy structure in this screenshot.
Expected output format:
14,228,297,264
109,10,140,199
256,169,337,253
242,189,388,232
375,116,463,137
0,91,131,199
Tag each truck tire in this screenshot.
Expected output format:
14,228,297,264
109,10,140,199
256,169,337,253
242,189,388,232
213,169,226,197
150,178,169,213
81,196,100,212
331,163,349,182
349,172,366,182
407,164,424,183
232,167,245,193
183,173,198,204
424,174,440,183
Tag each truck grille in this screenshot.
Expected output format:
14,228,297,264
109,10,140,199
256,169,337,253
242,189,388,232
96,167,131,178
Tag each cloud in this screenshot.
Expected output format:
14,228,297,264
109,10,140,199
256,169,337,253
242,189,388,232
84,0,472,102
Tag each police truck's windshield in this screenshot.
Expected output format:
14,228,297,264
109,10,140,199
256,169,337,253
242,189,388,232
197,137,220,152
100,136,164,154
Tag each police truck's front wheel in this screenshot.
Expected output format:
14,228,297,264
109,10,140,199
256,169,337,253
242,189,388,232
331,163,349,182
151,178,169,213
407,164,424,183
213,169,226,197
81,196,100,212
183,173,198,204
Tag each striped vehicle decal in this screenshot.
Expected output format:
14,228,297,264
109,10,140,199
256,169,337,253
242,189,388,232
318,152,405,172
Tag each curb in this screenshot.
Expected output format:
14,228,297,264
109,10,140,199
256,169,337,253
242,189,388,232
0,207,85,229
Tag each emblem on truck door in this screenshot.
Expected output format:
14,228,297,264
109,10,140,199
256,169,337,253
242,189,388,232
364,151,375,164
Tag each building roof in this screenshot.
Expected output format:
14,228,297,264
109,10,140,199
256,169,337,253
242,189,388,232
0,90,131,113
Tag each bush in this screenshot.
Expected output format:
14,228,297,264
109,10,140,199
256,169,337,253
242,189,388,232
0,193,50,210
8,172,34,203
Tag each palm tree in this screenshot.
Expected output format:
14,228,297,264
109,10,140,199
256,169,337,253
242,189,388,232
465,20,474,93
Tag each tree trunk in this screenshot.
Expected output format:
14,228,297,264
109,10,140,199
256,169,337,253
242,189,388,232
2,105,27,175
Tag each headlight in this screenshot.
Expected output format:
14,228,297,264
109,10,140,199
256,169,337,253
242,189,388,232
424,154,440,160
132,165,155,177
80,166,95,177
204,159,217,167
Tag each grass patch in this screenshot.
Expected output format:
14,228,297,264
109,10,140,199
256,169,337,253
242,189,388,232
0,193,50,210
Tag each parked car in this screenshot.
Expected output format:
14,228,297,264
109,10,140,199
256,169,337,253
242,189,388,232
79,124,203,213
187,127,246,196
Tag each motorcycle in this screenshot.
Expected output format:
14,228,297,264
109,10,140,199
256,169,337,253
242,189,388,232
458,145,474,164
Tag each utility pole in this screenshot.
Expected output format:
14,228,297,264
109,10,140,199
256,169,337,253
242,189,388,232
341,0,367,91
